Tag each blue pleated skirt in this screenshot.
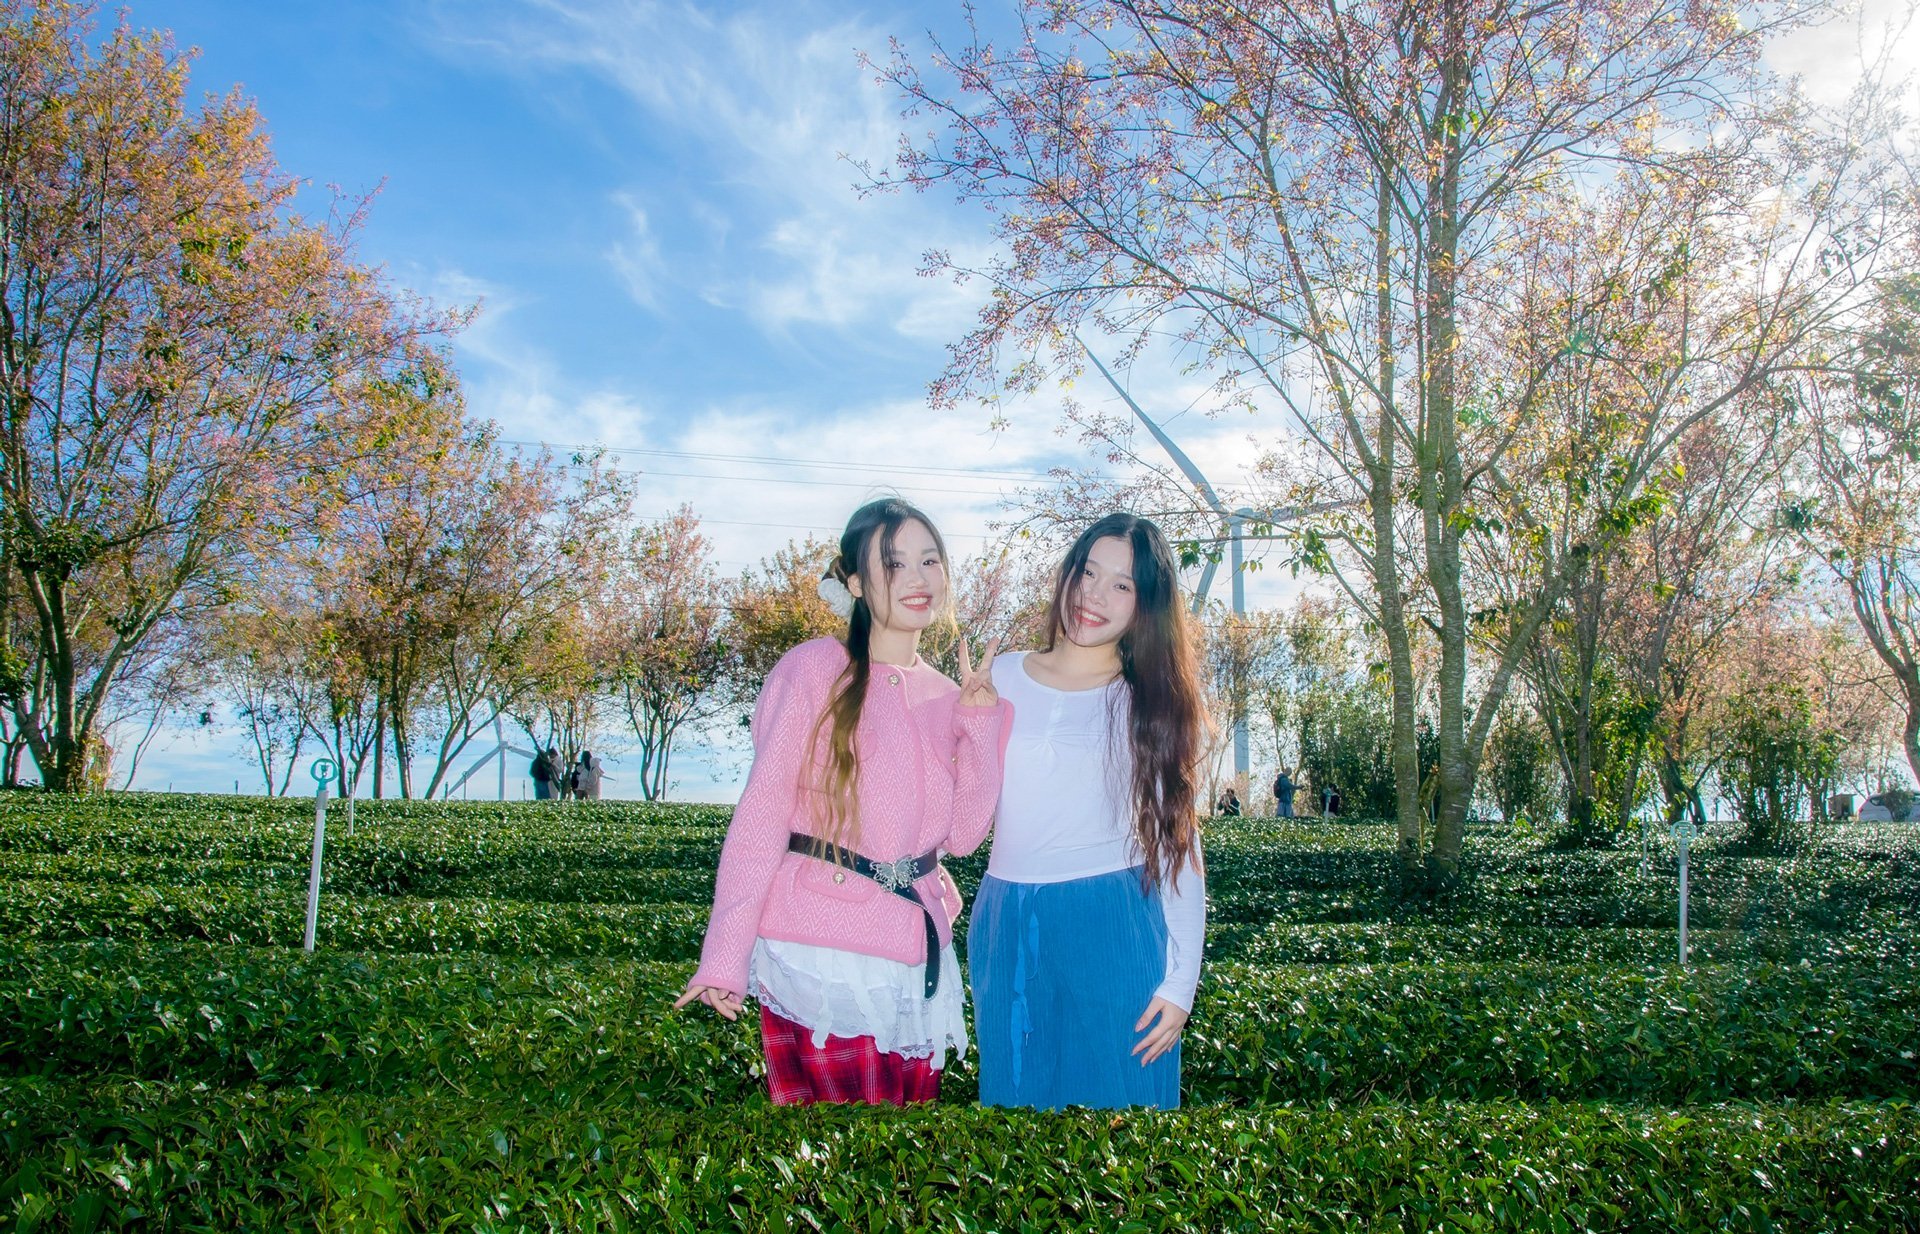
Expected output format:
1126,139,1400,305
968,867,1181,1110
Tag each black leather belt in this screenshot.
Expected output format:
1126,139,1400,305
788,834,944,998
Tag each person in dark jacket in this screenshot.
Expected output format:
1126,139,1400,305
532,747,561,800
1274,769,1296,818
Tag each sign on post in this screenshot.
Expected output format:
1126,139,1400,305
303,759,336,953
1671,819,1699,966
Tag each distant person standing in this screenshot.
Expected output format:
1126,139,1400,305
1216,787,1241,817
1327,786,1343,817
531,747,561,800
1274,769,1296,819
572,750,604,801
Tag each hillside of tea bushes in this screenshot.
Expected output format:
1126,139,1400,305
0,791,1915,1231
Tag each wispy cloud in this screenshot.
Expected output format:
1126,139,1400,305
425,0,988,344
606,192,665,312
1765,0,1920,109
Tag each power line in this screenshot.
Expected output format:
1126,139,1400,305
690,518,992,540
499,438,1112,485
629,468,1017,498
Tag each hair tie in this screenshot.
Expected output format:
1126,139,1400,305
817,575,856,620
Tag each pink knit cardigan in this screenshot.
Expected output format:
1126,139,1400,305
690,638,1012,997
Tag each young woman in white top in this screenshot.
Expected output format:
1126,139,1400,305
969,512,1208,1109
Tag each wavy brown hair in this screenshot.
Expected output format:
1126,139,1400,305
1043,512,1208,891
808,498,951,856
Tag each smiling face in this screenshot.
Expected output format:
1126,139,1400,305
1061,534,1138,649
847,517,948,636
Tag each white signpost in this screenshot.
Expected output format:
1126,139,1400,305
1671,818,1699,966
303,758,337,953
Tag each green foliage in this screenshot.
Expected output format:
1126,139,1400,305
0,794,1917,1227
1297,677,1398,819
4,939,1915,1107
1722,680,1843,850
1539,663,1661,851
2,1082,1914,1232
1481,707,1560,829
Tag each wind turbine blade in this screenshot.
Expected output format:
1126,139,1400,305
1078,336,1227,516
1193,553,1221,613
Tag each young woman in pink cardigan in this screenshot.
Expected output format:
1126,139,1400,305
674,498,1009,1105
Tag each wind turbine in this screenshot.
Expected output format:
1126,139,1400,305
1079,339,1345,791
443,715,535,800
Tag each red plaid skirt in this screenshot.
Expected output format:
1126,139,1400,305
759,1007,941,1106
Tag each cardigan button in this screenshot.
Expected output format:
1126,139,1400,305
833,871,845,884
887,673,900,686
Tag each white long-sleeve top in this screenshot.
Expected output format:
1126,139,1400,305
988,652,1206,1011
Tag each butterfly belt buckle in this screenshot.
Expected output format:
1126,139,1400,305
869,857,919,893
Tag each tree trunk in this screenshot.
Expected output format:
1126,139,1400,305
1369,160,1423,880
1904,693,1920,794
1421,0,1472,888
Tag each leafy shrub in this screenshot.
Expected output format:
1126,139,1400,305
1721,682,1843,850
2,1079,1914,1232
1,793,1917,1227
4,941,1915,1108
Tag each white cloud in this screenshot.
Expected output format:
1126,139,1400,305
427,0,991,343
409,263,659,446
1766,0,1920,109
606,192,665,311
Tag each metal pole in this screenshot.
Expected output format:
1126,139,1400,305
1229,510,1250,789
497,717,508,801
1672,819,1697,966
1677,841,1689,964
303,782,329,952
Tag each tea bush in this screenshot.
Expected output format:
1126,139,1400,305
0,793,1915,1230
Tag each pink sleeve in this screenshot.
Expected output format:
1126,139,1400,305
690,653,824,996
943,698,1012,857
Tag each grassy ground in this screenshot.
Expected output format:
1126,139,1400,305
0,792,1915,1231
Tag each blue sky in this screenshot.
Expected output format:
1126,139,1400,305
120,0,1233,800
113,0,1915,800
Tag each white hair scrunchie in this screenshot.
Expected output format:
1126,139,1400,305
816,576,856,620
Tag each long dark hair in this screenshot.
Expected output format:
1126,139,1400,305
1043,512,1207,890
811,497,951,854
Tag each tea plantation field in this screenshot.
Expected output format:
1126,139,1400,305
1,792,1915,1231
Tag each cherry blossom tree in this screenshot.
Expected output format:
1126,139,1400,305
1786,268,1920,789
0,2,456,790
728,536,840,705
875,0,1906,883
605,508,734,801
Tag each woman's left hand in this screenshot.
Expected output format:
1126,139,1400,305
956,636,1002,708
1132,997,1189,1065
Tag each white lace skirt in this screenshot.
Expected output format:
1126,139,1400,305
748,937,969,1070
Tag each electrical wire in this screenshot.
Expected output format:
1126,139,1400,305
499,438,1112,485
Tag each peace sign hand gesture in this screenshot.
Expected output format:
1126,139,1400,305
956,636,1002,709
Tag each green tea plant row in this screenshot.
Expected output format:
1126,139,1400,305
6,941,1915,1108
0,793,734,832
2,795,1917,1229
6,827,1915,932
0,849,720,906
2,1076,1914,1233
4,875,1910,972
0,879,711,958
4,791,1912,866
